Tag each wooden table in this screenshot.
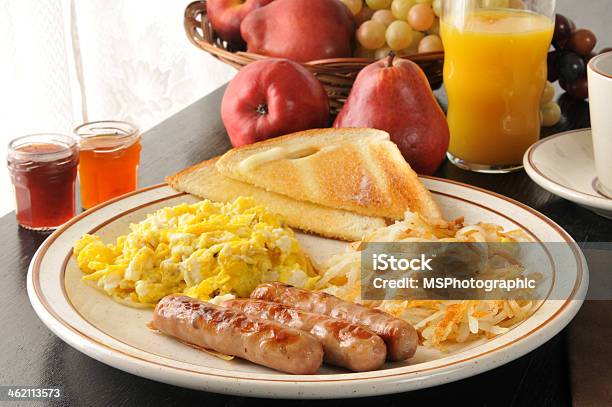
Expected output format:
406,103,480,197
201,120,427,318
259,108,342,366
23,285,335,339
1,82,608,405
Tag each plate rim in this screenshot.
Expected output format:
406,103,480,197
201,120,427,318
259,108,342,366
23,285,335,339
524,128,612,211
27,178,588,397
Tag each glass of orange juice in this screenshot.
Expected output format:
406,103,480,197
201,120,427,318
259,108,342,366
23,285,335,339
74,121,141,209
441,0,555,173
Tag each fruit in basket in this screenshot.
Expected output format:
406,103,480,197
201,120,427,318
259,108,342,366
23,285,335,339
351,0,441,58
374,46,393,59
366,0,392,10
432,0,441,17
390,0,414,21
386,21,413,51
397,31,424,55
407,3,435,31
357,20,387,49
221,59,329,147
418,34,443,53
371,9,395,26
241,0,354,62
339,0,363,15
206,0,274,47
334,54,449,174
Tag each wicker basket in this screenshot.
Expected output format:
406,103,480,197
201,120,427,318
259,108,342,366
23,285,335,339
184,0,444,115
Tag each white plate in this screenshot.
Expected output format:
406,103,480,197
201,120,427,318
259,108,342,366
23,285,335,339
27,180,588,399
524,129,612,219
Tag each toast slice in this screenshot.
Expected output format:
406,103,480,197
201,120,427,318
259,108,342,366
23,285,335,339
215,128,442,220
166,158,388,242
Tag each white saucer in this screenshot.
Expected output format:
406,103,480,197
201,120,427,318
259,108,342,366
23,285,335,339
524,128,612,219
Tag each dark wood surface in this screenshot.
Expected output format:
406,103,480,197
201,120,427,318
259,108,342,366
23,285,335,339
0,82,609,406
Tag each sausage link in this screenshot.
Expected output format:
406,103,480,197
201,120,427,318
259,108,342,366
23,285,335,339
250,283,418,361
224,299,387,372
152,295,323,374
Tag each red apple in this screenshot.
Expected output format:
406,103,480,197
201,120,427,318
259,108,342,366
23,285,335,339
207,0,274,47
334,54,449,175
221,59,330,147
241,0,354,62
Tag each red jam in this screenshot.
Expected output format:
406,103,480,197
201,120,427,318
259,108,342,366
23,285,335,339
7,134,79,230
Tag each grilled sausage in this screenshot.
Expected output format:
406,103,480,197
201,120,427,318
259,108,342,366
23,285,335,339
224,299,387,372
250,283,418,361
152,295,323,374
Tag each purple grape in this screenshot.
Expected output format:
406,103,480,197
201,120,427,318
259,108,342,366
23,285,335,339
559,52,585,82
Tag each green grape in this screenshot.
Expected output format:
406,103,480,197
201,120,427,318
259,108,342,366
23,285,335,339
375,46,393,60
339,0,363,16
408,4,435,31
398,30,424,55
372,9,396,27
365,0,392,10
432,0,442,17
357,20,388,49
386,20,414,50
541,81,555,105
418,34,443,53
391,0,416,20
541,102,561,127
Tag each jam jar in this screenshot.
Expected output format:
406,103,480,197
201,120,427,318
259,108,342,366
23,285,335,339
7,134,79,230
74,121,141,209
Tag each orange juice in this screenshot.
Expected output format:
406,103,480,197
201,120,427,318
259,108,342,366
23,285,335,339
441,9,553,167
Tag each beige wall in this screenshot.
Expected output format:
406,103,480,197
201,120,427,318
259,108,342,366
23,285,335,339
556,0,611,50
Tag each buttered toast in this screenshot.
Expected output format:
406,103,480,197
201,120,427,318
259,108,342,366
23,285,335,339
215,128,442,220
166,158,388,241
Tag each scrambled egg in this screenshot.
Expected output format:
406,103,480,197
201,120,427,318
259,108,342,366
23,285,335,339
73,197,316,306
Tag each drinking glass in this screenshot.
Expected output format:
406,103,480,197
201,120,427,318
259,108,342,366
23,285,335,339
441,0,555,173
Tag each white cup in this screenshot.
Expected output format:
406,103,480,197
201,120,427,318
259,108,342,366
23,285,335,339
588,51,612,198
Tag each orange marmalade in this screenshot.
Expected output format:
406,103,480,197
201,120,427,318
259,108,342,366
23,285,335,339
75,121,141,209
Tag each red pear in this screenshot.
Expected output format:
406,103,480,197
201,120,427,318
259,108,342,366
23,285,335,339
334,54,449,175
